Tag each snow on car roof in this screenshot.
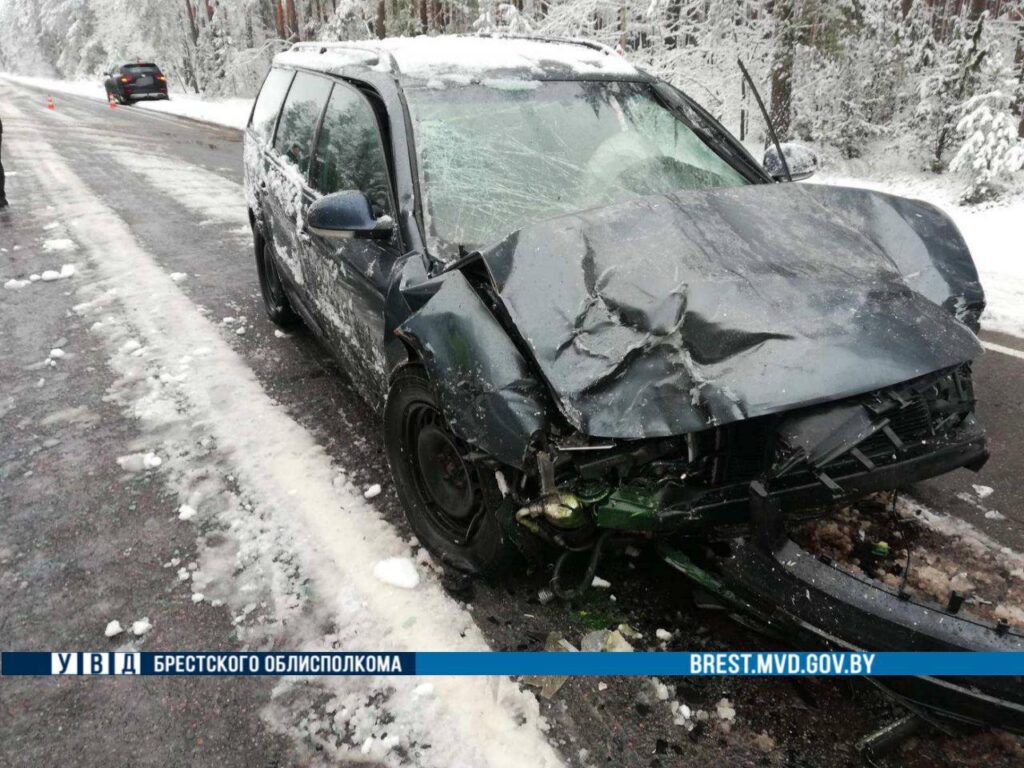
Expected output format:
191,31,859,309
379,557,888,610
274,35,641,81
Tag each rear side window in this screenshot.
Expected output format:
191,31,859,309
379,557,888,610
274,72,332,175
310,83,392,215
249,68,294,146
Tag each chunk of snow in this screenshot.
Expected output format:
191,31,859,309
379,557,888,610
169,272,188,282
655,628,673,642
116,452,163,472
597,682,608,691
363,483,382,499
973,484,994,499
29,274,40,281
985,510,1006,521
412,683,435,697
273,329,289,339
48,348,65,359
192,593,205,603
131,618,152,636
40,270,62,281
235,326,246,335
4,279,29,289
373,557,420,589
178,504,197,521
591,575,611,589
42,238,76,252
652,679,670,700
104,620,123,638
716,697,736,721
60,264,76,277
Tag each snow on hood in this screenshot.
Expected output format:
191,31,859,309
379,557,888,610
477,183,983,439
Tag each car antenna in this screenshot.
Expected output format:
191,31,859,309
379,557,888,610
737,58,791,182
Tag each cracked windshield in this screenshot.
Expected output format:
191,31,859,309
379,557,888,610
405,79,750,257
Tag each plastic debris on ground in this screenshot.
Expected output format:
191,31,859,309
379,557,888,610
522,631,577,699
580,629,633,653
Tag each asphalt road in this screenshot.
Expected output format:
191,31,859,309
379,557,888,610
1,80,1023,768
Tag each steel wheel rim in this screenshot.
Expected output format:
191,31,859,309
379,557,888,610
403,402,485,545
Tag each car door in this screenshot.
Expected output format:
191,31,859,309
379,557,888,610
304,81,402,398
261,71,332,309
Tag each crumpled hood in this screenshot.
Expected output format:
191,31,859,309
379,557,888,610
478,183,983,439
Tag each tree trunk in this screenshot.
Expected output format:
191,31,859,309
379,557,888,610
966,0,987,20
183,0,200,44
275,0,286,38
769,0,795,141
1015,26,1024,137
285,0,299,39
418,0,428,33
664,0,682,49
375,0,386,38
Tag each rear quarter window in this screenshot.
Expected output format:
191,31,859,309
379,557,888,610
249,68,295,146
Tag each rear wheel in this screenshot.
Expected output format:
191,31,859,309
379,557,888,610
255,229,299,327
384,366,521,576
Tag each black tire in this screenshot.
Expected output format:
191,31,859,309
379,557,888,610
119,92,131,105
254,228,299,327
384,366,521,576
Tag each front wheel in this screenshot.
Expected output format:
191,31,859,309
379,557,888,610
255,230,299,327
384,366,521,576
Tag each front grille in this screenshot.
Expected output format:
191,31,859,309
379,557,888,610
700,366,973,487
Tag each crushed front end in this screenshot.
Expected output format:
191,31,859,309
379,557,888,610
514,364,986,541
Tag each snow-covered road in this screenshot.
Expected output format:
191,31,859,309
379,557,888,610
2,78,1023,767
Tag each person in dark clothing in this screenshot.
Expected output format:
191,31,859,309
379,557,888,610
0,116,7,208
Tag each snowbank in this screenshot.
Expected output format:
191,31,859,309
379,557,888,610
0,73,253,131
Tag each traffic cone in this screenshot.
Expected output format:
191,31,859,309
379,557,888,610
46,95,55,110
108,95,117,109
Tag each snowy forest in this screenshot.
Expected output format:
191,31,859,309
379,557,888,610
1,0,1023,200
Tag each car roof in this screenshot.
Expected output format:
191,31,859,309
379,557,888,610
272,34,645,83
121,62,159,68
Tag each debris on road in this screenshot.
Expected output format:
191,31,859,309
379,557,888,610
116,452,163,472
754,731,776,752
103,620,123,638
523,632,577,699
715,698,736,722
363,483,382,499
177,504,197,521
130,618,152,637
580,629,633,652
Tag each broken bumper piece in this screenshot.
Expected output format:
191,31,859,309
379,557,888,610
663,540,1024,734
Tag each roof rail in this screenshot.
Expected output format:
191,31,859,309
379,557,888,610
472,33,621,58
286,41,397,72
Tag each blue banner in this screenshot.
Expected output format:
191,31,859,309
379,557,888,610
1,651,1023,677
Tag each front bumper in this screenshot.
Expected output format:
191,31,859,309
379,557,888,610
672,539,1024,734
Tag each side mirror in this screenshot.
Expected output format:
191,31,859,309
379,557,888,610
307,191,394,241
763,143,819,182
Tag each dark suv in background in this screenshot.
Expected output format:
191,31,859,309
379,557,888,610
104,62,168,105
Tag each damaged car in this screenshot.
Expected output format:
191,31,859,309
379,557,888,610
244,35,1022,734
